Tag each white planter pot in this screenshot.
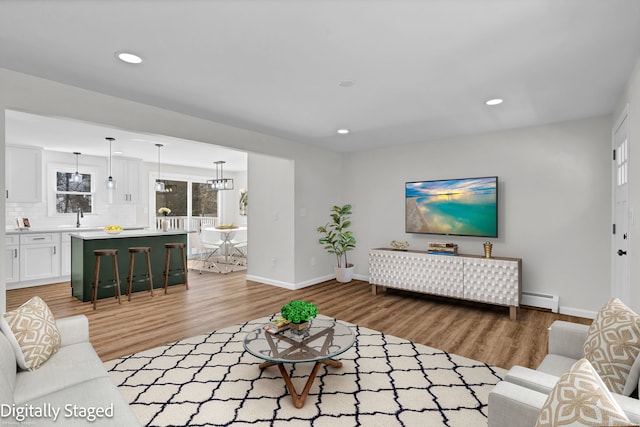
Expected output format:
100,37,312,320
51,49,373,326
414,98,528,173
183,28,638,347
335,264,354,283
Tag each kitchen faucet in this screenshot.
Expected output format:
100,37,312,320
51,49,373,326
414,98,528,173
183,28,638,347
76,208,83,228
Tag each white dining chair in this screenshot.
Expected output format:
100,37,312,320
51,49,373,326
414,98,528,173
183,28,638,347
193,228,224,273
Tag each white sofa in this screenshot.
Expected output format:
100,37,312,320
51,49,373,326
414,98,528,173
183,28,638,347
0,314,140,426
488,320,640,427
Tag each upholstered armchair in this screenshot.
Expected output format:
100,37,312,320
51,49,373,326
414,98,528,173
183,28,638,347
489,299,640,427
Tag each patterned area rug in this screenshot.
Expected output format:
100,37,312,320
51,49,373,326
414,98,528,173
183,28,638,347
105,316,505,426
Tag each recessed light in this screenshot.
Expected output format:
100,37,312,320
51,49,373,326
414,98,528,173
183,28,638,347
337,129,350,135
116,51,143,64
485,98,503,106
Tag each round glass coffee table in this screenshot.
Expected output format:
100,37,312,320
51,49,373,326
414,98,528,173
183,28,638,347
243,317,355,408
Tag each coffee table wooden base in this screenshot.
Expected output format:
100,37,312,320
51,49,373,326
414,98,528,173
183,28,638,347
259,359,343,408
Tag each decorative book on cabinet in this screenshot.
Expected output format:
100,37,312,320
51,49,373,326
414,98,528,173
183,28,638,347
369,248,522,320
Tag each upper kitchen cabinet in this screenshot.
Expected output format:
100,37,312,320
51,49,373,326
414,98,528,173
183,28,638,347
111,157,140,203
5,145,42,202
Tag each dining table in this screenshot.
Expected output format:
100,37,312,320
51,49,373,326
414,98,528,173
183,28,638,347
202,226,247,274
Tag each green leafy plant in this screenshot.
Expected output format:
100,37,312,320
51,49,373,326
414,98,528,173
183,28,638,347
317,204,356,268
280,300,318,324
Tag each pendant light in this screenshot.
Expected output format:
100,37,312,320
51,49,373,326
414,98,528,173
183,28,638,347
105,137,117,189
71,152,82,183
207,160,234,190
154,143,166,192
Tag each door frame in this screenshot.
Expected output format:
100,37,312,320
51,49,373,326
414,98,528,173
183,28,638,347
612,104,630,303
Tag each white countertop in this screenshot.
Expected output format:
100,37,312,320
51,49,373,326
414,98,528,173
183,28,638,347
70,229,189,240
5,226,145,235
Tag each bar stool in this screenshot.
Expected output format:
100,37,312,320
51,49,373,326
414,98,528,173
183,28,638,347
126,247,154,301
91,249,121,310
163,242,189,294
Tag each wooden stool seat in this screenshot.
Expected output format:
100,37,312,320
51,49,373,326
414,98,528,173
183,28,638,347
126,246,153,301
163,242,189,294
92,249,121,310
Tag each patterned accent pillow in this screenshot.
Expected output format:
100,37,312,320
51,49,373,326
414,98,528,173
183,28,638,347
583,298,640,396
536,358,632,427
0,296,61,370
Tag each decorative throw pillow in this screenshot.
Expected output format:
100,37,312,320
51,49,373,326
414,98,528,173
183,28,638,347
536,358,632,427
583,298,640,396
0,296,61,370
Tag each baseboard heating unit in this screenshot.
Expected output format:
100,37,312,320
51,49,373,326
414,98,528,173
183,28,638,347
521,292,559,313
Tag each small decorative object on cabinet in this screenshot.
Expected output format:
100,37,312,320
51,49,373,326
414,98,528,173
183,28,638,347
390,240,409,250
483,241,493,258
317,204,356,283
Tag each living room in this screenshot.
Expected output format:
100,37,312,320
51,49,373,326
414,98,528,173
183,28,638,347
2,1,640,426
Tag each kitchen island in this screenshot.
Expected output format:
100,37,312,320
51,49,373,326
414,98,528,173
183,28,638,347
71,229,188,302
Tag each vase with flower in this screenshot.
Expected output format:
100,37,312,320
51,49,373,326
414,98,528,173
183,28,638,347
158,207,171,231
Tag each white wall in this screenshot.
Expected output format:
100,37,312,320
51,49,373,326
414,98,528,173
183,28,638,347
0,68,344,313
346,116,613,316
613,59,640,313
246,153,296,286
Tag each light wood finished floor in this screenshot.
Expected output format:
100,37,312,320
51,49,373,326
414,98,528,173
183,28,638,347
5,271,591,369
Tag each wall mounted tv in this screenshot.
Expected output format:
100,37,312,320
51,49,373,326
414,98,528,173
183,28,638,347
405,176,498,237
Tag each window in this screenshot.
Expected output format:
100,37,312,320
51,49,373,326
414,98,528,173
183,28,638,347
155,179,189,216
192,182,217,217
56,171,93,213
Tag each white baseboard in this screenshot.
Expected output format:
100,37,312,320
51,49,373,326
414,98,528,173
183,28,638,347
245,274,334,290
559,306,596,319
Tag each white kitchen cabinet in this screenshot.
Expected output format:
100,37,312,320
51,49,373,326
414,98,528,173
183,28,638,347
61,232,72,276
111,157,140,203
19,233,61,282
5,145,42,202
5,235,20,284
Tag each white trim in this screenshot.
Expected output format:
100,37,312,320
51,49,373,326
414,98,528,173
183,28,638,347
559,306,596,320
245,273,335,290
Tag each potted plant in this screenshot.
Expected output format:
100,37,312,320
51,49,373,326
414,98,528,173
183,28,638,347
280,300,318,331
317,204,357,283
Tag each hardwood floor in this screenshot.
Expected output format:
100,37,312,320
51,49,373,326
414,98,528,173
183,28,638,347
5,271,591,369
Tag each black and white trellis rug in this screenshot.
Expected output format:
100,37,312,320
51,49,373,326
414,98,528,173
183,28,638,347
105,316,505,427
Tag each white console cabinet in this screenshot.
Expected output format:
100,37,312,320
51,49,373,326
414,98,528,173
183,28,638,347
369,248,521,319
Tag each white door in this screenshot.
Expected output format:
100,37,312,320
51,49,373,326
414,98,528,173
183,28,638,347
613,108,630,303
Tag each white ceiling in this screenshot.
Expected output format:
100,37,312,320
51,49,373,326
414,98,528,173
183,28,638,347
5,110,248,172
1,0,640,154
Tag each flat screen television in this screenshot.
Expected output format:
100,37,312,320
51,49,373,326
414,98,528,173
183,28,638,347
405,176,498,237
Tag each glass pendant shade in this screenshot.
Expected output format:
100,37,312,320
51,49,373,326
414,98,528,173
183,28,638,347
155,181,166,192
105,176,116,189
105,137,116,190
71,152,82,183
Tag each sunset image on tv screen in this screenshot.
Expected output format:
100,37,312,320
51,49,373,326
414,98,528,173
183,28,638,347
405,177,497,237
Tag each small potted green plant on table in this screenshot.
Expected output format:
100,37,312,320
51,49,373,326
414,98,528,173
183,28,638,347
281,300,318,332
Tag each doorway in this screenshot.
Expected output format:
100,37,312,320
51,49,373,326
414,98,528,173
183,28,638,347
612,106,630,304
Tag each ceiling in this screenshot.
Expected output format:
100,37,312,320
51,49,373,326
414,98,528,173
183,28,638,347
5,110,248,172
1,0,640,154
